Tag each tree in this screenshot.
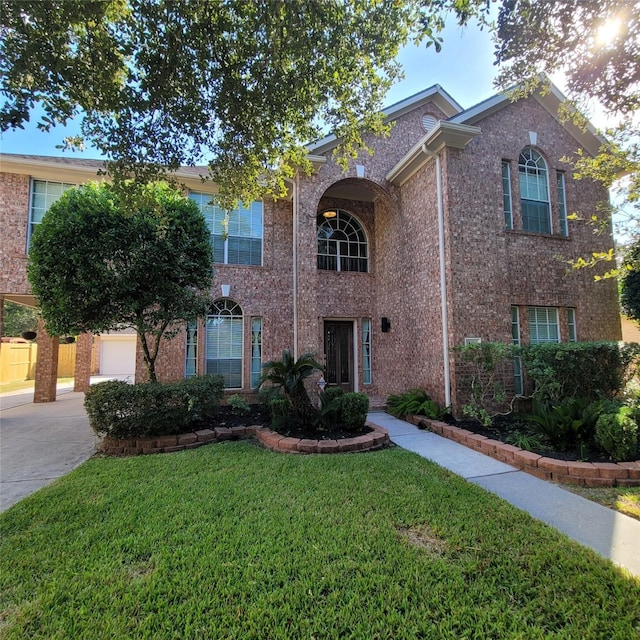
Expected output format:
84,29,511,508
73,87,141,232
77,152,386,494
493,0,640,277
0,0,489,209
27,182,213,382
1,300,38,337
620,240,640,322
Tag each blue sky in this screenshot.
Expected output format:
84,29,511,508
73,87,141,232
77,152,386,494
0,18,500,159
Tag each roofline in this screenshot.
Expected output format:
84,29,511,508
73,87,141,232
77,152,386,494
307,84,463,156
386,121,481,186
449,81,605,157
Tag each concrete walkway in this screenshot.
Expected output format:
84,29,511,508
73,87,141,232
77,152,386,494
367,412,640,578
1,390,100,512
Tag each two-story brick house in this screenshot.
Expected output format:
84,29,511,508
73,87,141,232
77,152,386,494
0,82,622,410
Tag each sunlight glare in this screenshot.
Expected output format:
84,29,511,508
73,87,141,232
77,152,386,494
595,17,622,46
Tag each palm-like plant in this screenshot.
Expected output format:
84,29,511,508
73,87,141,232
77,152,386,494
259,350,324,427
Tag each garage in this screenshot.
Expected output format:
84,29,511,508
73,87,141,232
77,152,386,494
99,332,137,377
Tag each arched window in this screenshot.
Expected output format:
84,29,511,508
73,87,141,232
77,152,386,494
206,299,243,388
317,209,368,272
518,148,551,234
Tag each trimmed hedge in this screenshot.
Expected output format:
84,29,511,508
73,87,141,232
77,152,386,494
340,392,370,432
520,342,638,404
84,375,224,438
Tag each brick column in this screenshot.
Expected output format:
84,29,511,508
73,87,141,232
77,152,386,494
73,332,93,392
33,319,59,403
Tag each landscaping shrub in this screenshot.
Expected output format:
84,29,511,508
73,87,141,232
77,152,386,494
527,397,606,451
454,342,517,426
387,388,446,420
520,342,629,405
595,406,640,461
267,396,291,431
228,393,250,415
84,375,224,438
340,392,370,432
315,387,344,430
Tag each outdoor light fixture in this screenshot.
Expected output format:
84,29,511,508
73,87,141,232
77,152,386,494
322,210,337,219
381,317,391,333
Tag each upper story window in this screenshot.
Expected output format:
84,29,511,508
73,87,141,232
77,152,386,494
556,171,569,237
317,209,368,273
190,192,263,266
519,148,551,234
502,161,513,230
28,179,76,249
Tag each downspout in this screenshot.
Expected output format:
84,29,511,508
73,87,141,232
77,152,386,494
422,144,451,407
291,171,299,360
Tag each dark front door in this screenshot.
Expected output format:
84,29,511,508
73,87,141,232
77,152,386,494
324,321,353,392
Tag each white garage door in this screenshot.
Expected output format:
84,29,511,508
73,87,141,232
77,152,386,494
100,337,137,376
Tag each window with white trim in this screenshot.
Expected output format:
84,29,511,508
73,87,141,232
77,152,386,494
502,161,513,229
206,299,243,388
519,149,551,234
250,317,262,389
528,307,560,344
317,209,368,272
511,306,523,395
361,318,372,384
556,171,569,237
567,308,577,342
28,179,76,248
185,321,198,378
190,192,263,266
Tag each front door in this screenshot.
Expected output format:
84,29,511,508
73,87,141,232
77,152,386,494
324,321,354,392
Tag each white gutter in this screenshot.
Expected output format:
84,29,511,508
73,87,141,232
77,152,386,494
422,144,451,408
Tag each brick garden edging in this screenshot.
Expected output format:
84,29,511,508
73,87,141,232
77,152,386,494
100,423,390,456
409,416,640,487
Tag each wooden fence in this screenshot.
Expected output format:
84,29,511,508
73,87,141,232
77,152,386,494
0,342,76,383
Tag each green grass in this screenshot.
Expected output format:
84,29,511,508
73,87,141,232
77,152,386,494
564,485,640,521
1,444,639,639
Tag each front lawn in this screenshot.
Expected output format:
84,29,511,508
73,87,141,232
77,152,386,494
1,443,639,639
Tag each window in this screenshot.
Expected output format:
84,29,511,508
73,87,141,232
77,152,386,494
502,161,513,229
185,321,198,378
567,308,577,342
362,318,372,384
190,192,263,266
519,149,551,234
511,306,523,395
317,209,368,272
250,317,262,389
528,307,559,344
557,171,569,236
206,299,243,388
29,179,76,248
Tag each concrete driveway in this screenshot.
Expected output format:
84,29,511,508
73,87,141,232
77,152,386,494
0,390,100,512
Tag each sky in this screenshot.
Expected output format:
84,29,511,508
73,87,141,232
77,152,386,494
0,18,507,160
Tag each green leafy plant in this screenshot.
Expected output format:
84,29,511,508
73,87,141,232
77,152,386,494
505,431,543,452
84,375,224,438
228,394,250,415
314,387,345,431
527,398,607,451
455,342,518,426
340,392,370,432
595,406,640,461
259,350,324,430
387,389,446,421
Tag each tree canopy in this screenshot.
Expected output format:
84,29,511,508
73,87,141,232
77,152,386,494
27,182,214,382
493,0,639,276
0,0,489,208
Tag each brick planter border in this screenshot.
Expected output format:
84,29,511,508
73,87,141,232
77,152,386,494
100,423,390,456
409,416,640,487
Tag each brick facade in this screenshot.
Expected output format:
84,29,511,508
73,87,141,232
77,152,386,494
0,86,622,410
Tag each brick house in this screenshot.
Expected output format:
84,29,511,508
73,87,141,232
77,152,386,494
0,82,621,410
